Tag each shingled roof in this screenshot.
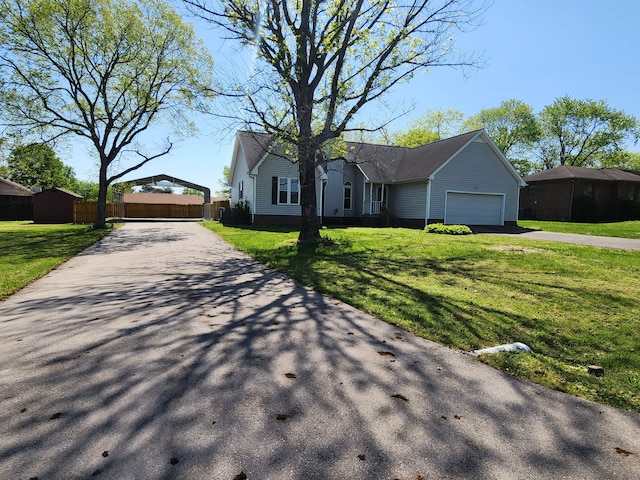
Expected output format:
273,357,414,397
525,166,640,183
235,129,497,183
0,177,33,196
236,131,275,172
346,130,481,183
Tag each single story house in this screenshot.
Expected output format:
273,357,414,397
520,166,640,222
0,177,33,220
33,188,83,223
228,129,526,227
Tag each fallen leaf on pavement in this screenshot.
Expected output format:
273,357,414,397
615,447,635,456
233,471,247,480
169,457,179,465
276,414,288,421
357,454,366,460
378,351,395,357
49,412,62,420
391,393,408,402
102,451,109,458
284,373,297,379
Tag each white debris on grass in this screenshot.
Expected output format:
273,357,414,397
470,342,532,356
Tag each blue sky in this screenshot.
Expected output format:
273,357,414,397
67,0,640,193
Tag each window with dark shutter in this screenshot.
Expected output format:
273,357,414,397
272,176,278,204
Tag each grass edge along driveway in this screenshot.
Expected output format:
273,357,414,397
203,222,640,413
519,220,640,239
0,221,116,301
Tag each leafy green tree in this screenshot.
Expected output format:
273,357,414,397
185,0,486,241
393,109,466,147
140,184,173,194
537,96,640,169
71,180,101,201
182,187,205,196
394,128,440,148
0,0,215,228
0,137,11,178
0,165,10,179
70,179,133,201
6,143,75,189
464,99,541,164
214,165,231,199
598,150,640,170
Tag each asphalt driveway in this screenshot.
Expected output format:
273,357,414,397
495,230,640,251
1,222,638,479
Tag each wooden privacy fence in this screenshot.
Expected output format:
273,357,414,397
124,203,203,218
74,200,230,223
210,199,230,217
74,201,124,224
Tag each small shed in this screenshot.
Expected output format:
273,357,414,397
33,188,83,224
0,177,33,220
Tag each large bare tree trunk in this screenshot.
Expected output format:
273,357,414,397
95,163,109,229
297,145,321,242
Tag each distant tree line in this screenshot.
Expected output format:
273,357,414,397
0,140,205,199
384,97,640,175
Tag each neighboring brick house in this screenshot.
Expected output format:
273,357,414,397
520,166,640,222
0,177,33,220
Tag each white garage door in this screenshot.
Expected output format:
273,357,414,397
445,192,504,225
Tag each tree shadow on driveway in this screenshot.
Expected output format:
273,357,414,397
0,222,638,479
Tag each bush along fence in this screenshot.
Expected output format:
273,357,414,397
74,200,230,223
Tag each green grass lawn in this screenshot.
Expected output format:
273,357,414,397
203,222,640,412
519,220,640,239
0,221,116,300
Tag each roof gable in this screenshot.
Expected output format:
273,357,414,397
52,187,84,198
345,130,481,183
346,129,525,186
236,131,274,173
0,177,33,196
399,130,483,182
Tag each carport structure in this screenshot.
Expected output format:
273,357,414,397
116,174,212,220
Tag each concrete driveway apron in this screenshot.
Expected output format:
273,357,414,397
1,222,638,479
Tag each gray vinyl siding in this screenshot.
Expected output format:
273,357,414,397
324,161,363,218
255,154,300,216
324,160,344,217
389,182,427,219
230,147,254,213
254,154,323,216
348,165,364,216
430,141,520,222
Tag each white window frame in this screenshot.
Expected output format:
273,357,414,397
278,177,300,205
